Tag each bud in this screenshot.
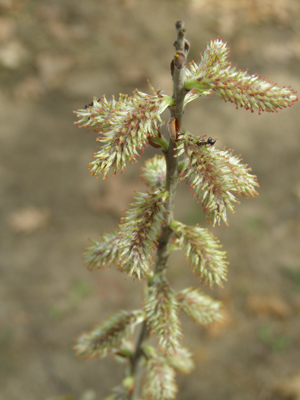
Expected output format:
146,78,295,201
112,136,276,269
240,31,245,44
140,155,166,189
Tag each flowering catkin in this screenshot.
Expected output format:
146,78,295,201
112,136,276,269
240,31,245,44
184,39,298,113
75,86,174,178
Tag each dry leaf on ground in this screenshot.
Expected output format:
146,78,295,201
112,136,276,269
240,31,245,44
8,206,50,234
272,372,300,400
247,294,292,318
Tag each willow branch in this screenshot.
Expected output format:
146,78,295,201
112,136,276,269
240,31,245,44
129,20,189,398
156,19,189,273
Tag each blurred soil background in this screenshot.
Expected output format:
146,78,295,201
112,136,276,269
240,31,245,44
1,0,300,399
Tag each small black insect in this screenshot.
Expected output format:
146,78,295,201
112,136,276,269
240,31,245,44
196,137,216,146
85,98,100,109
196,138,205,146
207,137,216,146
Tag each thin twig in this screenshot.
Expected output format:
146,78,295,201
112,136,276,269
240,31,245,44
129,20,189,399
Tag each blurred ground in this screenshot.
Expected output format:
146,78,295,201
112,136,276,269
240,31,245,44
1,1,300,399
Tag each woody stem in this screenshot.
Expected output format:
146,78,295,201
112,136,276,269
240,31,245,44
129,20,189,399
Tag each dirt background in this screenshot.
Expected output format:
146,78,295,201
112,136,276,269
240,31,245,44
1,1,300,399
